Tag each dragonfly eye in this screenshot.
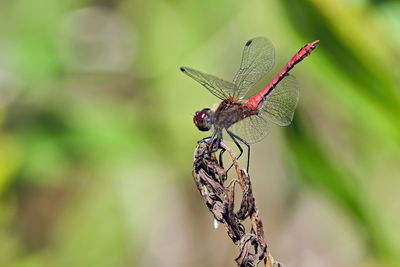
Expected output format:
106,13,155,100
193,109,211,131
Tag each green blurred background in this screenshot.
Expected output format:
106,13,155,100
0,0,399,266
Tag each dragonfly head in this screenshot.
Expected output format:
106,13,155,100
193,108,212,131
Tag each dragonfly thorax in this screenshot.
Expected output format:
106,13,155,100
213,99,256,130
193,108,212,131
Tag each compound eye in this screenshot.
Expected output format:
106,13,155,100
193,109,211,131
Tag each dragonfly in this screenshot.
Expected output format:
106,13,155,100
181,37,319,172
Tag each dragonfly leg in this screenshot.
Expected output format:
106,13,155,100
197,130,216,145
196,130,221,158
209,131,222,153
226,130,250,174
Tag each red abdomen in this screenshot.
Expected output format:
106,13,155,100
247,40,319,110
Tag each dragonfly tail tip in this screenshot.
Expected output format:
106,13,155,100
310,40,320,49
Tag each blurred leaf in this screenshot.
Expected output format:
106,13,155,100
0,133,19,195
287,115,400,265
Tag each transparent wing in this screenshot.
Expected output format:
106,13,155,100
180,67,237,100
227,114,271,144
232,37,275,99
260,74,299,126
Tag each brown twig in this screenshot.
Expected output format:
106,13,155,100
192,140,284,267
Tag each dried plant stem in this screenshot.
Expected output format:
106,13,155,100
192,140,283,267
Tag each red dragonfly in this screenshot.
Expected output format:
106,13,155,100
181,37,319,171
